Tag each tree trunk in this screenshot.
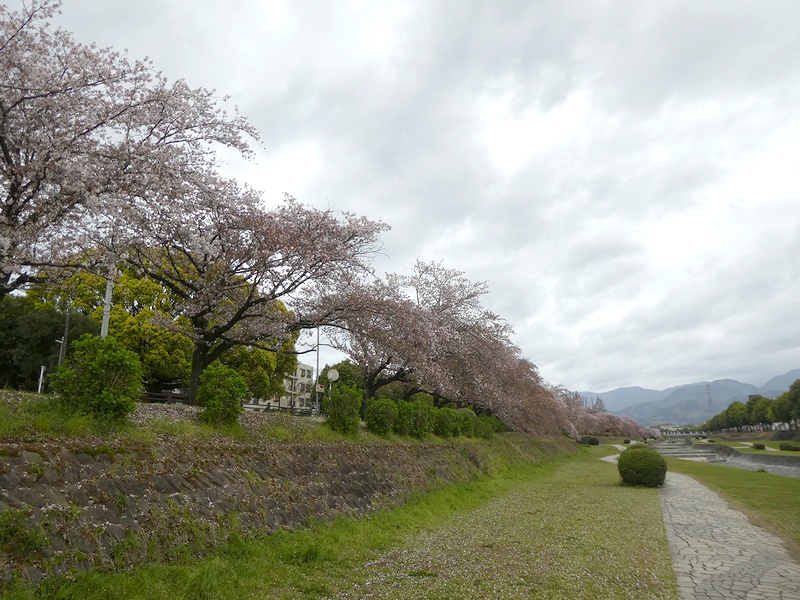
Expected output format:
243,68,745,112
187,343,210,404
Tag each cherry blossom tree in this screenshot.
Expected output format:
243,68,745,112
1,0,257,298
326,260,653,436
326,260,526,415
387,260,513,404
541,385,652,438
321,279,429,403
96,178,388,401
478,353,566,436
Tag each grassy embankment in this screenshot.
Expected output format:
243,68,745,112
3,442,678,600
0,390,327,444
3,392,797,599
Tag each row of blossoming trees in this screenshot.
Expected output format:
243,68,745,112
1,1,650,439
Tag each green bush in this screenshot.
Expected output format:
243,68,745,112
197,362,248,426
322,384,362,435
752,443,766,450
455,409,477,437
479,415,507,435
433,407,460,438
779,443,800,451
395,400,434,438
472,416,493,439
623,439,631,444
364,397,398,436
618,446,667,487
588,437,600,445
50,334,142,420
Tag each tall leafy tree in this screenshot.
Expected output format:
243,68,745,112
321,360,365,393
29,266,193,391
772,380,800,429
749,396,773,427
788,379,800,423
0,294,97,390
726,401,748,430
221,342,298,403
745,394,773,427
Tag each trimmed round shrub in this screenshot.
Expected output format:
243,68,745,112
50,334,142,420
623,439,631,444
752,443,766,450
364,397,398,436
197,362,248,426
587,437,600,445
618,446,667,487
779,443,800,452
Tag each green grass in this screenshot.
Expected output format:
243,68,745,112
5,446,676,600
0,393,94,439
666,457,800,559
0,391,466,450
0,391,358,446
735,446,800,456
691,438,800,456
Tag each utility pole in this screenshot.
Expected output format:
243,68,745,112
315,327,320,413
58,310,70,366
100,257,116,338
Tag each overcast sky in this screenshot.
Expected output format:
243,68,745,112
48,0,800,393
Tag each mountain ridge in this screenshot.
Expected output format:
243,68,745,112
578,368,800,427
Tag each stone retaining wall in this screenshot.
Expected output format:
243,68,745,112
1,436,563,585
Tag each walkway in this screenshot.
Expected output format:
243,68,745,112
659,472,800,599
607,446,800,598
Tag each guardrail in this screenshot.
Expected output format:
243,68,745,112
141,393,319,416
243,403,316,416
141,390,191,405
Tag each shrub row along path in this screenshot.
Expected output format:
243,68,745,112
608,446,800,599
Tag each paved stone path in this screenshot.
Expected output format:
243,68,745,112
659,471,800,599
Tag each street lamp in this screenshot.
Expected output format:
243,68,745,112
324,368,339,414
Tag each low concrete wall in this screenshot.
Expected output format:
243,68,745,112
714,444,800,468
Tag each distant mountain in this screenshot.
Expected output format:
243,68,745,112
761,368,800,394
579,368,799,427
618,379,763,426
578,386,674,412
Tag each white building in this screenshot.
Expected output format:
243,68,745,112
243,362,318,413
278,362,315,411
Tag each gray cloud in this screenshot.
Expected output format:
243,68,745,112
51,0,800,391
